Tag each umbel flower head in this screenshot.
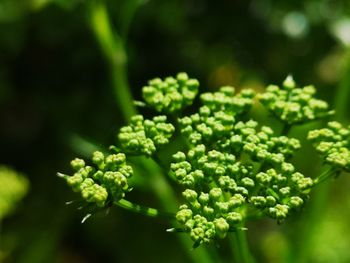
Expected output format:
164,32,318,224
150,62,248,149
259,76,333,125
0,166,29,220
308,122,350,172
142,72,199,113
60,73,340,248
60,151,133,207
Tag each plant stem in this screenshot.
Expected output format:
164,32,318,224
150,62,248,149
87,0,137,122
115,198,174,218
281,123,292,136
230,227,255,263
312,167,337,186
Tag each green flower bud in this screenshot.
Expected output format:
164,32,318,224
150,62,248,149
183,189,198,203
269,204,289,220
67,174,83,192
289,196,304,208
226,212,242,225
241,177,255,188
176,208,193,224
283,75,296,90
214,217,230,238
71,158,85,171
190,191,204,205
251,196,267,207
92,151,105,167
228,194,245,208
209,188,222,201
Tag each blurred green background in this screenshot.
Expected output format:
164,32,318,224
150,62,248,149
0,0,350,262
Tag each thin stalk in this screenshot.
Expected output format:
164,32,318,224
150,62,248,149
115,198,174,218
230,227,255,263
312,167,337,186
87,0,137,122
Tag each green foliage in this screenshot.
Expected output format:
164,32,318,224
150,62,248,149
0,166,29,220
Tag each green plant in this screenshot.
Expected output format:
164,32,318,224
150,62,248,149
58,73,349,262
0,166,29,221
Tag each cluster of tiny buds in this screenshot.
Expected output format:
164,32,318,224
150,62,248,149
176,187,244,246
171,141,313,245
200,86,255,114
177,86,255,147
259,76,333,125
308,122,350,172
118,115,175,156
178,106,236,145
142,72,199,113
61,151,133,207
60,72,344,248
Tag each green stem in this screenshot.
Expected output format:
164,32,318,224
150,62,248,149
230,227,255,263
281,122,292,136
115,198,174,218
87,0,137,121
312,167,337,186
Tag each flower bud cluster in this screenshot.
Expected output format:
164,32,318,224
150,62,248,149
308,122,350,171
200,86,255,114
0,166,29,220
171,139,312,244
178,107,235,145
178,87,255,146
142,72,199,113
259,76,332,125
118,115,175,156
252,167,313,222
225,120,301,161
176,188,243,246
63,151,133,207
